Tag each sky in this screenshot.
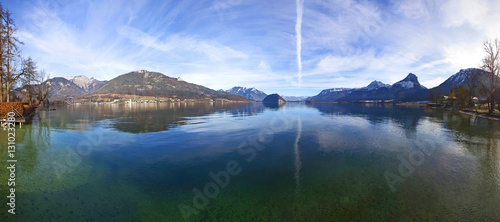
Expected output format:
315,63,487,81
4,0,500,96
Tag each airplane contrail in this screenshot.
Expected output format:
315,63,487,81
295,0,304,87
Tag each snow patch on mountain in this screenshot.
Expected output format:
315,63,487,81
449,68,482,86
392,73,426,89
363,81,390,90
394,81,415,89
282,95,308,101
318,88,353,96
226,86,267,101
63,75,107,92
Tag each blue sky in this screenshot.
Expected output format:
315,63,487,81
4,0,500,96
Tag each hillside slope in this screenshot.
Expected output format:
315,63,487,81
431,68,496,96
48,77,86,99
91,70,249,101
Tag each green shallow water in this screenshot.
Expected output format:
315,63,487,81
0,102,499,221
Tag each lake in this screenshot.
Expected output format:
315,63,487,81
1,102,499,221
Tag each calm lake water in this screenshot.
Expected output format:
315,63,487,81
1,102,499,221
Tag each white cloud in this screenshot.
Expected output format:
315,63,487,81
181,66,288,91
440,0,490,28
117,25,248,61
117,26,173,52
421,77,446,88
258,60,271,71
443,43,484,70
298,0,500,89
391,0,433,20
313,50,374,74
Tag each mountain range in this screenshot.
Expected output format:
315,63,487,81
223,86,308,101
281,95,308,101
47,70,249,101
47,77,86,99
91,70,249,101
307,73,429,102
44,68,496,103
63,75,107,93
224,87,267,101
431,68,495,97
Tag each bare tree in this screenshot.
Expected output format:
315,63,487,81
464,68,483,112
454,85,470,110
0,5,4,102
481,38,500,113
428,88,444,104
21,57,37,104
0,4,7,102
34,70,50,106
464,69,481,97
0,8,23,102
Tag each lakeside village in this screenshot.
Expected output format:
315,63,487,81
67,95,231,105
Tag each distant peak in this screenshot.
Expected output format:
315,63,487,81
393,73,423,89
366,80,389,89
63,75,87,79
458,68,483,73
230,86,257,91
225,86,267,100
358,80,390,91
402,73,418,82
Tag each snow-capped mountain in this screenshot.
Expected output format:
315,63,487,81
318,88,354,96
362,81,390,91
47,77,87,99
225,87,267,101
281,95,308,101
226,86,308,101
307,80,389,101
307,88,356,101
431,68,492,96
308,73,429,102
63,75,107,93
445,68,481,87
392,73,425,89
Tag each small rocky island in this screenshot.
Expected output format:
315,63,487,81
262,93,286,108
